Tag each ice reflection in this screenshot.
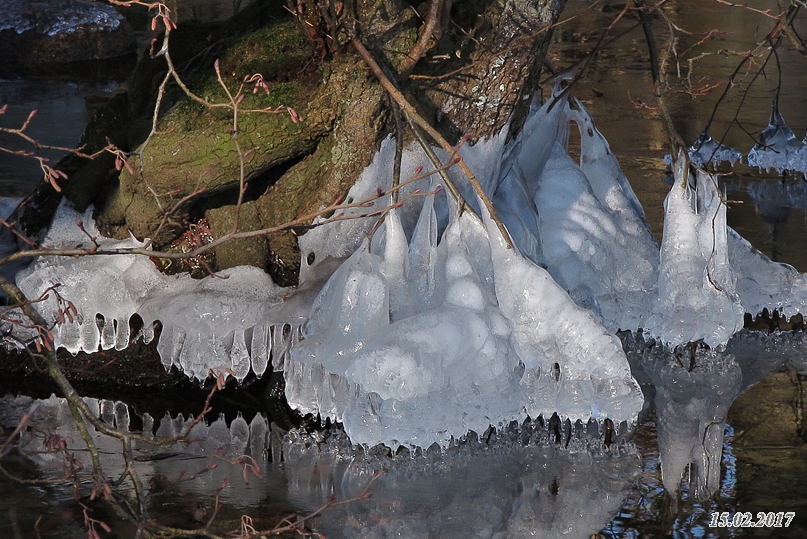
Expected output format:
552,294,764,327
0,394,641,539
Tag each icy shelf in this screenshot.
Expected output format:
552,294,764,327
10,203,294,383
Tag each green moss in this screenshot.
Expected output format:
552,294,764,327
182,20,309,106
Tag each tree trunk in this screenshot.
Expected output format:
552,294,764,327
59,0,566,285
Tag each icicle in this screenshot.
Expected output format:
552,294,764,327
250,324,271,377
645,152,744,347
230,329,251,382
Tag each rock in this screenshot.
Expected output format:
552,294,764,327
728,370,806,447
0,0,136,67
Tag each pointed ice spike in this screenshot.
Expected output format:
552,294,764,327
295,241,389,371
572,97,647,221
408,184,440,312
499,78,570,192
230,329,251,382
250,324,270,378
378,208,414,321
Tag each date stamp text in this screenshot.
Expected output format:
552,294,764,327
709,511,795,528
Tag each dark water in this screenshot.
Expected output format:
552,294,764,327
2,0,807,537
0,0,252,198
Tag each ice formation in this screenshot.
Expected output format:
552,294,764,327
688,132,743,167
520,97,659,332
644,153,744,348
136,266,290,381
662,133,742,169
10,203,291,382
0,1,125,36
14,206,166,354
10,81,807,456
747,101,806,174
286,196,643,448
728,227,807,318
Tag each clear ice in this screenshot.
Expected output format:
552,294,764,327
688,132,743,167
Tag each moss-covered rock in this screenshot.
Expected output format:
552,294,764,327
95,16,331,246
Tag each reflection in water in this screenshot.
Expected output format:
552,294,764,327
0,394,641,539
0,73,130,197
0,0,251,198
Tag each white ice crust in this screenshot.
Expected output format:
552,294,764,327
12,203,290,382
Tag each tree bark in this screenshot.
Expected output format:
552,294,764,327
55,0,567,284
